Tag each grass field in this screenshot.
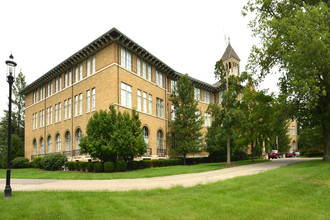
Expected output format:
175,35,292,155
0,159,268,180
0,160,329,219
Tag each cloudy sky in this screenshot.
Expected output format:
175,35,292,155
0,0,279,117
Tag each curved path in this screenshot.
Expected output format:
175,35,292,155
0,158,317,191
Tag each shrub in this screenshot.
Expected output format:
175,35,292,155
41,153,67,171
87,162,94,172
141,160,150,169
33,156,43,169
94,162,104,172
12,157,30,168
116,160,127,172
66,162,75,171
104,162,115,173
127,160,138,171
80,162,87,172
74,161,81,171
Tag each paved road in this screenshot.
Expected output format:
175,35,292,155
0,158,317,192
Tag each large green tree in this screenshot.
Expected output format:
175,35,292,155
168,74,204,165
13,70,26,141
213,60,243,164
243,0,330,160
79,105,145,163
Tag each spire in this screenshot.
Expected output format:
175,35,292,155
221,44,240,61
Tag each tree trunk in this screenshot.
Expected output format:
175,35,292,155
183,154,186,165
251,140,255,162
323,125,330,161
226,129,231,165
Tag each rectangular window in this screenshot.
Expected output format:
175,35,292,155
92,88,95,111
212,93,215,103
32,113,35,130
39,111,42,128
79,93,83,115
204,90,210,104
148,65,152,81
149,94,152,114
68,70,72,86
47,107,50,125
65,72,68,88
75,95,78,116
121,82,132,108
171,105,175,121
86,90,90,113
137,58,141,76
79,62,83,80
58,103,61,122
75,65,79,82
143,61,147,79
55,77,58,92
47,82,50,97
143,92,147,113
171,80,177,93
92,54,96,74
43,86,45,99
292,126,295,135
50,80,53,95
50,106,53,124
42,109,45,127
121,47,132,71
68,98,71,119
194,88,201,101
35,112,37,129
156,98,164,118
137,90,142,111
40,87,43,100
205,113,211,127
87,57,91,76
219,91,224,104
64,100,67,120
55,104,58,123
156,70,163,87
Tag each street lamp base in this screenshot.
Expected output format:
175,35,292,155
4,186,12,198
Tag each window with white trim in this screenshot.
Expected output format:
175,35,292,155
86,90,90,113
58,103,61,122
50,106,52,124
137,90,142,111
171,105,175,121
204,90,210,104
79,62,83,80
32,113,35,130
205,112,211,127
75,65,79,83
48,136,52,153
65,131,71,152
87,57,91,76
39,110,42,127
35,112,37,129
121,82,132,108
74,95,78,116
55,104,58,123
42,109,45,127
171,80,177,93
121,47,132,71
79,93,83,115
56,134,61,153
40,87,43,100
65,72,68,88
33,139,37,155
137,57,141,76
76,129,82,150
149,94,152,114
47,107,50,125
194,87,200,101
156,70,163,87
92,88,95,111
92,54,96,74
156,98,164,118
143,92,147,113
64,100,67,119
143,61,147,79
68,70,72,86
68,98,71,119
40,138,44,155
148,65,152,81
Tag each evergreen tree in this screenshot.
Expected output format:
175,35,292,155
168,74,204,165
12,70,26,141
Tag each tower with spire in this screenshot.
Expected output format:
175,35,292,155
221,42,240,76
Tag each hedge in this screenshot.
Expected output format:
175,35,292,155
41,153,67,171
104,162,115,173
12,157,30,169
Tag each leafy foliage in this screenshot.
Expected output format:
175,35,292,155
243,0,330,160
12,157,30,168
79,105,146,163
40,153,67,171
167,74,204,165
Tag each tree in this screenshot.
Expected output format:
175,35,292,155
243,1,330,161
0,134,24,168
79,105,145,163
213,60,243,164
298,125,323,151
13,70,26,141
168,74,204,165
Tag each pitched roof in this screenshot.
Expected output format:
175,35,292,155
221,44,240,61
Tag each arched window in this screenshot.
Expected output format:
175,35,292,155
65,131,71,152
143,127,149,148
48,136,52,153
56,134,61,153
33,139,37,155
76,129,82,150
157,130,163,150
40,138,44,155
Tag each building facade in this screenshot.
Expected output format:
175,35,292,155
288,119,298,152
21,28,241,161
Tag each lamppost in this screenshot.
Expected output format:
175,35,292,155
4,54,17,198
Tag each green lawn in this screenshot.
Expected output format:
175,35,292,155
0,160,329,219
0,159,268,180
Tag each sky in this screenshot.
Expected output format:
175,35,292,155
0,0,280,117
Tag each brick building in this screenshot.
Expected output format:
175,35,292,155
21,28,241,161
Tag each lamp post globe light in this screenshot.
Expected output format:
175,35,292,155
4,54,16,198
